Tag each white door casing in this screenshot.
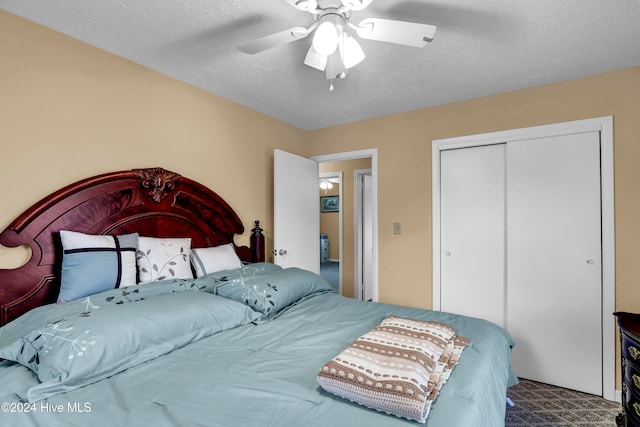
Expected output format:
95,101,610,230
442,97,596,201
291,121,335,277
274,149,320,273
355,169,374,301
432,116,615,401
362,173,374,302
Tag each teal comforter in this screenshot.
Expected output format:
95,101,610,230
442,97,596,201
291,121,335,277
0,265,516,427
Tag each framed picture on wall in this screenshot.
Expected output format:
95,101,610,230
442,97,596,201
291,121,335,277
320,196,339,213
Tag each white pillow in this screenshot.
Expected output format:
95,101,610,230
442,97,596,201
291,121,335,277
136,237,193,283
190,243,243,277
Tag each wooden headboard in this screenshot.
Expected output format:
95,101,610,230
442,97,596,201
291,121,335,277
0,167,251,325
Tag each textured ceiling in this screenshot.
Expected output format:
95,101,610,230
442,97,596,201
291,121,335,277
2,0,640,130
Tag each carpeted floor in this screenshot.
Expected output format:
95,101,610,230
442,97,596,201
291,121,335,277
320,261,339,292
506,378,622,426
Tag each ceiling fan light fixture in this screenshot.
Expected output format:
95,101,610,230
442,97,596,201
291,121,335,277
304,45,328,71
338,33,365,69
319,179,333,190
313,21,339,56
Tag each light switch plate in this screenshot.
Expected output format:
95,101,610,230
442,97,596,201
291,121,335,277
393,222,401,235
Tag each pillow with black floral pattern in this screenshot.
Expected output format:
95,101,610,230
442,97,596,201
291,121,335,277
136,237,193,283
214,267,334,318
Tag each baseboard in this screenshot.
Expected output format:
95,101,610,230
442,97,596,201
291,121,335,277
614,389,622,403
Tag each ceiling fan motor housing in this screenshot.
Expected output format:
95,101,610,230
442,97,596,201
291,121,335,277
318,0,345,9
295,0,371,11
316,9,346,29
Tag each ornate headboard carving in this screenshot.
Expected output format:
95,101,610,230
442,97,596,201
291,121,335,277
0,167,250,325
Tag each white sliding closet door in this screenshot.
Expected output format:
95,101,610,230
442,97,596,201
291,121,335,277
440,144,506,328
438,131,603,396
507,132,602,395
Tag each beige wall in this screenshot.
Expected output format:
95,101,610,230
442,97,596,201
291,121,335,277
320,158,372,298
0,11,309,268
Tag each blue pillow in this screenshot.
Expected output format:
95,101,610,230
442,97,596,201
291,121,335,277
58,230,139,302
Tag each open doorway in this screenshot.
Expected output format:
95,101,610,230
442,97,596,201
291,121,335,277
315,155,374,301
273,149,377,301
319,172,342,294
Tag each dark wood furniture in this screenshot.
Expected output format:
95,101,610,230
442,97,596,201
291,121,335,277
0,167,251,326
615,312,640,426
250,220,265,263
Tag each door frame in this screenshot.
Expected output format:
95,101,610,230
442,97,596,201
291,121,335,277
354,168,373,301
312,149,379,302
319,171,343,294
431,116,615,401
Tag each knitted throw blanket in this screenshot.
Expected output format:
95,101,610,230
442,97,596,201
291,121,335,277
317,316,469,423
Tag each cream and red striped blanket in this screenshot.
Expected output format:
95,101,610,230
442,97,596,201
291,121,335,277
317,316,469,423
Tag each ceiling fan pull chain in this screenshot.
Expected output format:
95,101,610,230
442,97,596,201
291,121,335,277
328,52,335,92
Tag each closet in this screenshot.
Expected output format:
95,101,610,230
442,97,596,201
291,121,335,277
433,118,614,397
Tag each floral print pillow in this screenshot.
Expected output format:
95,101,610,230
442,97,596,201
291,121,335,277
136,237,193,283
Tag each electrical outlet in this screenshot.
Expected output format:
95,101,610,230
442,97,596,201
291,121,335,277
393,222,401,235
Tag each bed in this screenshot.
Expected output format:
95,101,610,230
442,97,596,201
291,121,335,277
0,167,517,427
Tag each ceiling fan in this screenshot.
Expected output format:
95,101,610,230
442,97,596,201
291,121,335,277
319,177,340,192
237,0,437,89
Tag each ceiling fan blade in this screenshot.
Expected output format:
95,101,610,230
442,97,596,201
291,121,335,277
355,18,437,48
282,0,318,12
238,27,311,54
341,0,374,11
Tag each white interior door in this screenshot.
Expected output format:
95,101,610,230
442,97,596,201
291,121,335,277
274,149,320,273
440,144,506,328
506,132,602,395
